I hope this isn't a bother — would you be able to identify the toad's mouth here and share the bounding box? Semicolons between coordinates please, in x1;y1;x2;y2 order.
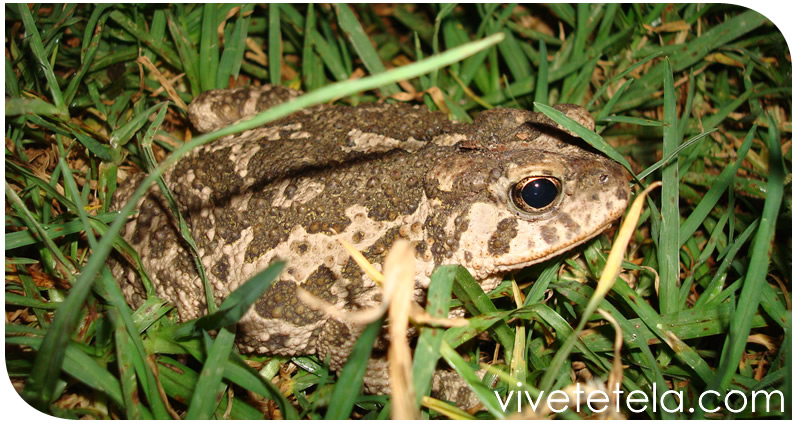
487;220;617;278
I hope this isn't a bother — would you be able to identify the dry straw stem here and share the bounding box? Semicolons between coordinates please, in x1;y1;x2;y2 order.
589;181;663;309
596;309;624;411
135;55;189;110
296;234;388;324
384;240;419;420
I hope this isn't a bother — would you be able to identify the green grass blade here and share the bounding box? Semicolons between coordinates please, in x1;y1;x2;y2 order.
198;4;220;90
57;158;96;249
412;265;457;406
534;39;548;104
5;56;20;97
393;6;434;41
522;256;563;305
440;341;506;418
63;9;109;106
16;206;89;409
99;267;171;418
497;28;531;83
636;129;716;181
108;10;182;71
109;309;152;419
268;3;282;85
563;56;599;104
598;115;665;127
6;334;125;409
312;33;349;83
571;3;589;63
5;292;61;310
698;113;786;409
679;126;755;245
588;52;661;110
108;102;169;154
193;261;284;331
324;318;383;419
223;355;300;419
527;303;608;369
185;329;236;419
4;183;77;278
156;356;265;419
5;97;67;118
758;275;789;328
696;220;758;307
572;294;770;353
452;267;514;355
594;79;634;133
548;3;575;27
301;4;317;89
333;4;400;95
166;10;201;96
442;311;510;350
216;4;253;88
657;58;681;314
533;102;635;177
71;132;113;162
16;4;66;113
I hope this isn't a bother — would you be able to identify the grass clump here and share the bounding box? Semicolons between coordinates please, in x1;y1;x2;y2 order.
5;3;791;419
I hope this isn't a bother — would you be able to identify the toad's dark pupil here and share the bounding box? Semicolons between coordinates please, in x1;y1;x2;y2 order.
521;178;558;209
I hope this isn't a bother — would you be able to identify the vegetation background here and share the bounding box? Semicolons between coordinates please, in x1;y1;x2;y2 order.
4;3;791;420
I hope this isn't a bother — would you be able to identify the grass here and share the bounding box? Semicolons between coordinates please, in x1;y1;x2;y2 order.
5;3;791;420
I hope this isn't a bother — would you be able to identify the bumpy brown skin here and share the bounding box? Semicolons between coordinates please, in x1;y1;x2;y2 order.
111;85;630;401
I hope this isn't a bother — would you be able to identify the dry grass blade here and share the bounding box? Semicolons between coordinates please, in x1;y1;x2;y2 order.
596;309;623;411
409;304;468;328
421;395;476;420
295;286;386;325
335;234;385;285
296;235;387;323
136;55;189;110
589;181;662;307
385;240;418;420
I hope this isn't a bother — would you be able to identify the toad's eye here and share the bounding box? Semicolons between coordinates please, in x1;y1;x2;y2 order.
510;177;561;212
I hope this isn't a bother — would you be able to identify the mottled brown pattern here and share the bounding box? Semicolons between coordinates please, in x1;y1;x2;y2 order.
110;85;630;403
488;217;519;255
